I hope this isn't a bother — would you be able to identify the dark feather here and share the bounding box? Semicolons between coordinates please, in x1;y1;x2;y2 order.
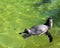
45;32;53;42
22;33;31;38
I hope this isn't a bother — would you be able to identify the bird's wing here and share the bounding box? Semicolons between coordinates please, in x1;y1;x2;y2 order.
45;31;53;42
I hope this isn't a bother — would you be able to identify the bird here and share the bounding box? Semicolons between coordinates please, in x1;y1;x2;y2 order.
19;17;53;42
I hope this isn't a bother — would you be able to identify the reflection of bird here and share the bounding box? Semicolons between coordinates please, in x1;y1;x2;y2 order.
19;17;53;42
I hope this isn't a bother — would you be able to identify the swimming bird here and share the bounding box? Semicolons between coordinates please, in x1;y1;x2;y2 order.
19;17;53;42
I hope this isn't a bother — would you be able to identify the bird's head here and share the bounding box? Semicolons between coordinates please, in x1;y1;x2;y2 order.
44;17;53;29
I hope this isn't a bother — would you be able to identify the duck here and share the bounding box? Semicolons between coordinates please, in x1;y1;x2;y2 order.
19;17;53;42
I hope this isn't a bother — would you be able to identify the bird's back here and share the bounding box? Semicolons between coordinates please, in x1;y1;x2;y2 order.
30;25;48;35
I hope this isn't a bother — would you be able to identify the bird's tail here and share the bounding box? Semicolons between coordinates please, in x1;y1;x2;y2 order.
19;32;25;34
19;32;31;38
22;33;31;39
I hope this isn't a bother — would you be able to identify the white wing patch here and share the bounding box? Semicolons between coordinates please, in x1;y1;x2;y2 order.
38;25;48;32
29;25;48;35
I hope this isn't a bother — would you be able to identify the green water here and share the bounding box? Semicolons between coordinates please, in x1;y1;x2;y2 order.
0;0;60;48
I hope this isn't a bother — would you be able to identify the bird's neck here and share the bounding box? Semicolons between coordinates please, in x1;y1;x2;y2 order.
44;20;53;29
